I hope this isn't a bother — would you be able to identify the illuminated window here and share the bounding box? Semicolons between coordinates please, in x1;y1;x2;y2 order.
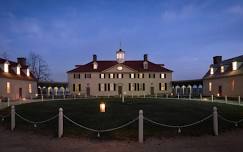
209;82;212;91
232;61;237;71
160;83;165;91
110;83;114;91
6;82;11;93
160;73;166;79
118;74;123;79
100;84;105;91
26;68;30;77
220;66;224;73
4;62;9;73
210;67;214;75
17;65;21;75
130;73;135;78
109;73;114;78
28;84;32;93
139;73;144;78
100;74;105;79
93;62;98;69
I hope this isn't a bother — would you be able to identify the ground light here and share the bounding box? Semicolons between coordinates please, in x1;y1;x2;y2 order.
100;102;106;113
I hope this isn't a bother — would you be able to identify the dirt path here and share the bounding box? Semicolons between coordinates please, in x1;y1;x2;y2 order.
0;127;243;152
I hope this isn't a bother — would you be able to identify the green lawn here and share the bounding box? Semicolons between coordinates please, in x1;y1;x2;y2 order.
1;98;243;140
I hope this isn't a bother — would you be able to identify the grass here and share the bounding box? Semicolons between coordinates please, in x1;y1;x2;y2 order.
1;98;243;140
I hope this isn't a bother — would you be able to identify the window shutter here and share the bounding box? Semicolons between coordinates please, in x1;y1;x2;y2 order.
143;83;145;91
159;83;161;91
98;84;101;91
165;83;167;91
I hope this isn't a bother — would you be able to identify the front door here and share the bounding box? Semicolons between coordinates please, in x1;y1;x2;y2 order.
118;86;123;96
218;86;222;96
150;87;154;95
86;87;90;96
19;88;22;99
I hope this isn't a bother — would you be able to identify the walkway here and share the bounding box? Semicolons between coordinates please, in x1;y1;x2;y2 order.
0;126;242;152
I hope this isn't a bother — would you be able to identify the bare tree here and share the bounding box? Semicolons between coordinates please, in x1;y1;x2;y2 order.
0;51;10;59
27;52;51;81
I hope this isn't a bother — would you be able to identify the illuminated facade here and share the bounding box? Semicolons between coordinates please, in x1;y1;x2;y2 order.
203;55;243;97
0;57;37;100
67;49;173;97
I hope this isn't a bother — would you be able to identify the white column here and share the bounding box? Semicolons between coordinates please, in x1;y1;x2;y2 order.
58;108;63;138
139;110;143;143
211;95;214;102
213;107;218;136
11;106;15;131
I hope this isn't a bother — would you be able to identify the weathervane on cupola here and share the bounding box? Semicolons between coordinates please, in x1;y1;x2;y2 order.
116;41;125;63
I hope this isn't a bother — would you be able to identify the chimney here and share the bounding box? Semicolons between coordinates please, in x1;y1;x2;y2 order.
93;54;97;62
17;57;26;66
144;54;148;61
213;56;222;65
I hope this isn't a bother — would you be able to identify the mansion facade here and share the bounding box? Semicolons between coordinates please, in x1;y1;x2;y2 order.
67;49;173;96
203;55;243;97
0;57;37;100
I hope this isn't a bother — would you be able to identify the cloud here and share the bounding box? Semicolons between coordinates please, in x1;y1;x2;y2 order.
228;5;243;16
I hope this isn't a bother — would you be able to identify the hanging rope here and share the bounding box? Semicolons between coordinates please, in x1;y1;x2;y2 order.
64;115;138;133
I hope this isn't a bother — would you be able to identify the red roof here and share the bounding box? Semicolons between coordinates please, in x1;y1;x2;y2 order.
67;60;173;73
0;58;36;81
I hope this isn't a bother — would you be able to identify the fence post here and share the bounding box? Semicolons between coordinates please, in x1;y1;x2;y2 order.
122;94;124;103
166;94;168;99
52;95;54;100
11;106;15;131
200;94;202;101
225;96;227;103
139;110;143;143
177;94;180;99
143;93;145;99
132;93;134;99
189;94;191;100
41;95;44;102
239;96;241;105
211;95;214;102
213;106;218;136
155;93;157;99
58;108;63;138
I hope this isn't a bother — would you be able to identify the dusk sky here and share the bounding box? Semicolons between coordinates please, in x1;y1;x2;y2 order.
0;0;243;82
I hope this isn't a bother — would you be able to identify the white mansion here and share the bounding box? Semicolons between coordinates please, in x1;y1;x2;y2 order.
67;49;173;97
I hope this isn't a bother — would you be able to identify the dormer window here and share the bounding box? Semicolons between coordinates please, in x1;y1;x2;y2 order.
26;68;30;77
232;61;237;71
220;66;224;73
17;65;21;75
143;61;148;69
4;62;9;73
210;67;214;75
93;62;98;70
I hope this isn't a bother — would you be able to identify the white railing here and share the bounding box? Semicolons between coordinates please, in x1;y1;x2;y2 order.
1;105;241;144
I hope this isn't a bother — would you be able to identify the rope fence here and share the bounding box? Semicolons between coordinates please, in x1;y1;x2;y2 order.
15;112;58;127
218;114;243;127
1;105;242;144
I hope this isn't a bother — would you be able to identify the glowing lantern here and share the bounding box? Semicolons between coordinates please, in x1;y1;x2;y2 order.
100;102;106;113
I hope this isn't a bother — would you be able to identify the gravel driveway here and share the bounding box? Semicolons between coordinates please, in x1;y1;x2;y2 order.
0;127;243;152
